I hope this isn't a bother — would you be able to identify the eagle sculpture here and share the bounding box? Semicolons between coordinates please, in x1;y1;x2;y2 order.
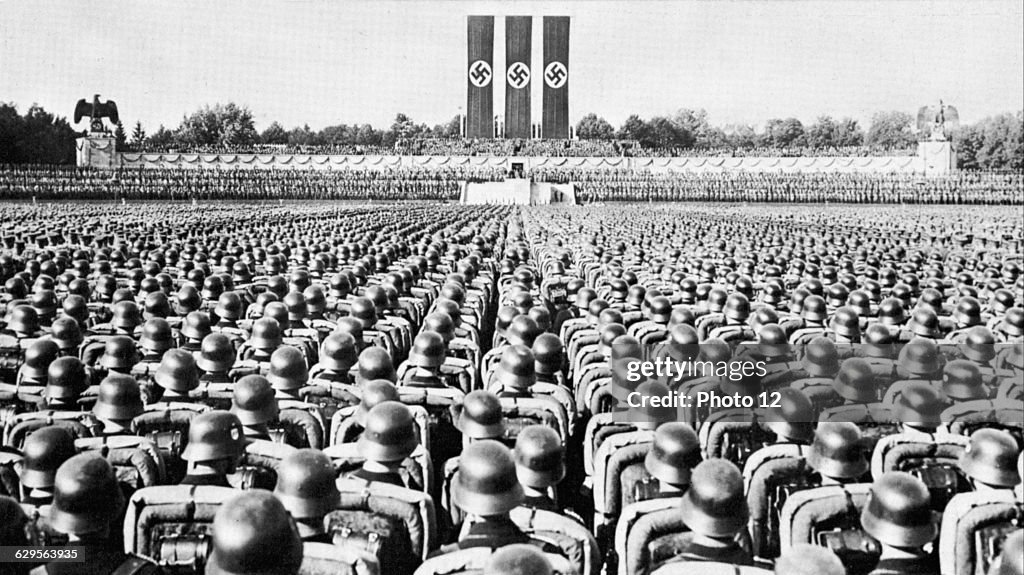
916;101;959;141
75;94;119;132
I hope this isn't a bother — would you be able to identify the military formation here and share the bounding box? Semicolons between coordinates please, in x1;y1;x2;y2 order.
0;199;1020;575
1;165;1022;205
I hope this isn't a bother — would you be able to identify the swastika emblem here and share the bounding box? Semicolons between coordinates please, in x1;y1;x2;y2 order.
469;60;492;88
544;61;568;89
506;62;531;89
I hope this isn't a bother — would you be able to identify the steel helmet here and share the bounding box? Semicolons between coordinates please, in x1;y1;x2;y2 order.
110;300;142;331
452;440;524;517
7;305;40;335
513;425;565;490
333;316;364;344
354;379;400;427
45;356;89;401
206;490;302;575
644;422;700;487
21;426;77;490
139;318;174;353
898;338;941;377
678;458;748;538
214;291;245;322
457;390;505;440
357;401;418;463
959;428;1021;488
92;373;144;421
757;324;790;359
247;318;282;352
483;544;553;575
49;454;124;536
423;312;456;344
181;411;246;463
197;333;236;373
409;331;446;369
807;422;869;480
495;344;536;389
49;316;84;351
274;449;340;520
801;295;828;322
803;337;840;377
349;297;376;329
532;333;564;376
506;315;541;347
318;332;358;372
830;306;861;339
266;346;308;391
894;382;946;428
231;375;279;426
155;348;201;393
763;388;816;443
19;338;60;382
724;293;751;322
833;357;877;403
356;347;396;383
181;311;213;341
860;472;937;548
942;359;987;401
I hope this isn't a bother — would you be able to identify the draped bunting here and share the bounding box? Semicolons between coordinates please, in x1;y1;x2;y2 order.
113;153;925;174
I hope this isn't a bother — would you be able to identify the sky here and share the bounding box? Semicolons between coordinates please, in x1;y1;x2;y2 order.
1;0;1021;133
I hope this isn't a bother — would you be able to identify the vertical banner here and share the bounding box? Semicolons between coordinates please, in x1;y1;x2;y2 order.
467;16;494;139
542;16;570;139
504;16;532;140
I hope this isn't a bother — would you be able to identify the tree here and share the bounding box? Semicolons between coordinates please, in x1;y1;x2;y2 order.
177;102;257;148
113;121;127;152
146;125;177;149
975;112;1023;171
129;121;146;149
0;103;79;164
431;115;461;138
576;113;615;140
763;117;805;148
617;115;650;144
865;111;916;150
724;124;758;149
260;122;289;145
287;124;321;147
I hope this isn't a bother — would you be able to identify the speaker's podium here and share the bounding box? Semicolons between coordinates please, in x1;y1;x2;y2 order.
460;162;576;205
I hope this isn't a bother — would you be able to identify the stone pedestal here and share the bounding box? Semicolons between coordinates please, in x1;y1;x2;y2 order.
918;140;955;177
76;134;118;169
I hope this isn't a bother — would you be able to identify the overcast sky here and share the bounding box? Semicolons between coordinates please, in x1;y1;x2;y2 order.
1;0;1021;133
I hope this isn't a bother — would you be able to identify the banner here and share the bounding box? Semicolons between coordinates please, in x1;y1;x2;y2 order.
542;16;570;139
504;16;532;139
467;16;494;138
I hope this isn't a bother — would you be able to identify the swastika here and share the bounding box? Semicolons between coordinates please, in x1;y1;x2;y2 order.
506;62;530;89
544;61;567;89
469;60;492;88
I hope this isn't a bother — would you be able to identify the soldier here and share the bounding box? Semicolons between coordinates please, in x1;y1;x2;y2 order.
941;360;990;402
658;458;752;567
860;472;939;575
348;401;419;489
513;425;566;513
32;454;161;574
92;374;145;436
204;490;302;575
309;331;358;384
237;317;284;365
401;331;453;388
177;311;212;352
265;346;309;401
355;346;397;384
637;422;701;501
179;411;245;487
331;378;402;444
230;375;279;441
806;422;870;484
958;428;1021;491
19;426;77;506
532;333;566;387
151;349;201;403
274;449;341;543
42;356;90;410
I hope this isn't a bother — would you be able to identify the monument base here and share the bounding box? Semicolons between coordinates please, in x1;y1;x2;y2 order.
76;134;118;169
460;179;576;205
918;140;955;177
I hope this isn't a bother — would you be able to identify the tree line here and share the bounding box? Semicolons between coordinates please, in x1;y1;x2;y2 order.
1;101;1020;171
